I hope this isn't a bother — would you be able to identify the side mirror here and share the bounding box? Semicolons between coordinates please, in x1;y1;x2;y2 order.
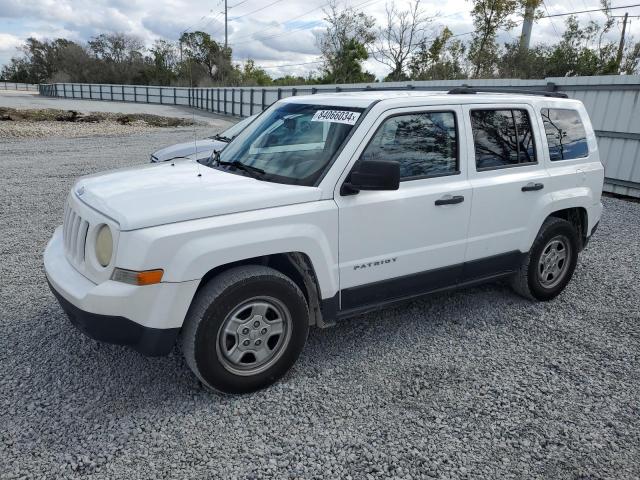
342;160;400;195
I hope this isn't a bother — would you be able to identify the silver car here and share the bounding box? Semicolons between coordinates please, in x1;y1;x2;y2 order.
150;114;258;163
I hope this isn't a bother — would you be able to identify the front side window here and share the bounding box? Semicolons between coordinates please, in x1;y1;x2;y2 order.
360;111;458;180
215;103;364;186
471;109;537;170
541;108;589;161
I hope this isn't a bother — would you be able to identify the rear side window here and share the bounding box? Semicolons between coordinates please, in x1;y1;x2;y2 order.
360;111;458;180
471;109;537;170
541;108;589;161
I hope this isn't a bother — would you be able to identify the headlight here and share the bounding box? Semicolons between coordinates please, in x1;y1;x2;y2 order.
95;224;113;267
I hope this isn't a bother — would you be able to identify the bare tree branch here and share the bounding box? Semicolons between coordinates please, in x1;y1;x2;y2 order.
373;0;435;81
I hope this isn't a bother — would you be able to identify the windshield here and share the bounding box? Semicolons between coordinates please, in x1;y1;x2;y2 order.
212;102;364;186
218;113;258;140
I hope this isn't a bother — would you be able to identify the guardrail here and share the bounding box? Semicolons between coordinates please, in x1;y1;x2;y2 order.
1;81;39;91
38;76;640;198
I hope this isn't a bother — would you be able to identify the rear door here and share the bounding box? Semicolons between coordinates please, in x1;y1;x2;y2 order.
463;104;549;271
335;105;472;311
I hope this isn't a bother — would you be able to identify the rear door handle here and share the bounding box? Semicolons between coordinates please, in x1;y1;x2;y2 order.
435;195;465;206
522;182;544;192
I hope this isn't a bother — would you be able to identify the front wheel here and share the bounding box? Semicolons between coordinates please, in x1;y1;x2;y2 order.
181;265;310;394
511;217;579;301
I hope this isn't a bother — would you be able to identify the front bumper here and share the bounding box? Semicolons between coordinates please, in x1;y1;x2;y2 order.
44;227;199;356
47;279;178;356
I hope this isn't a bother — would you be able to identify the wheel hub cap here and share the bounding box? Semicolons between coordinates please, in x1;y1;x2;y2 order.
217;297;291;376
537;236;571;289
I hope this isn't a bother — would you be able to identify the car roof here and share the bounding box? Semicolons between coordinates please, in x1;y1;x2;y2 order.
281;90;581;109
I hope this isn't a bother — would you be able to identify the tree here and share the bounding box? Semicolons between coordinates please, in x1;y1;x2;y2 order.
545;15;615;76
316;0;376;84
88;33;144;64
498;41;551;78
621;41;640;75
272;74;320;86
1;38;76;83
1;57;32;83
409;27;468;80
239;59;272;86
179;31;233;85
87;33;147;84
325;38;376;84
374;0;433;81
51;42;96;83
147;40;178;85
496;9;639;78
467;0;520;78
597;0;615;68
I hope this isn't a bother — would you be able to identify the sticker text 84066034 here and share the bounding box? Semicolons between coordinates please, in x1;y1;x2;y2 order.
311;110;361;125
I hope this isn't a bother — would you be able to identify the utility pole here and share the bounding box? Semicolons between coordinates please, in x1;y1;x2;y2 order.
224;0;228;49
519;0;537;52
616;12;629;73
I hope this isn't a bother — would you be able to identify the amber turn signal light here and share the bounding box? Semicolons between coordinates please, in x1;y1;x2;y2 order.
111;268;164;286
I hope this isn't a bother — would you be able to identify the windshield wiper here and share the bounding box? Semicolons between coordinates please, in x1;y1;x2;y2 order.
206;150;264;177
212;134;232;143
217;159;265;177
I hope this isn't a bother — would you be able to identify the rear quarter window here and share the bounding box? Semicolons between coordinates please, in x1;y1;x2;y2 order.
541;108;589;161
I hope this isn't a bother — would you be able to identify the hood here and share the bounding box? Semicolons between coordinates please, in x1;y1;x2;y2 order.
151;138;227;162
74;161;322;231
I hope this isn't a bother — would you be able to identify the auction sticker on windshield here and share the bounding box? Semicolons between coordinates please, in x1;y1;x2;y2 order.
311;110;361;125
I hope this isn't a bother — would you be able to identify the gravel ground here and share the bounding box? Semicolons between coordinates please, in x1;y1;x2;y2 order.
1;128;639;479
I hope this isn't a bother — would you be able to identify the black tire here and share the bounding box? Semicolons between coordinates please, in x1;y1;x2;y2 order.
181;265;310;394
511;217;579;301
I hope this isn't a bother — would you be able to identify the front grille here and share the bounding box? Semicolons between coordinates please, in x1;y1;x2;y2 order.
63;201;89;264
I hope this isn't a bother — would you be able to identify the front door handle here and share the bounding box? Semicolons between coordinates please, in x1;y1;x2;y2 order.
522;182;544;192
435;195;464;206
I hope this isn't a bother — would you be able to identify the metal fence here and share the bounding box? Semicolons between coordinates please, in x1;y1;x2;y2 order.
2;82;39;91
39;76;640;198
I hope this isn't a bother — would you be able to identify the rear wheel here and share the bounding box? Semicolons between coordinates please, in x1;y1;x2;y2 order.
511;217;579;301
181;265;309;394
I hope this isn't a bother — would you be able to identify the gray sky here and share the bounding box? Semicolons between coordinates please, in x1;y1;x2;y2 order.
1;0;638;79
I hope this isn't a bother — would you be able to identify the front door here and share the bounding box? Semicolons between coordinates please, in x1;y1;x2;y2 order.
335;106;472;312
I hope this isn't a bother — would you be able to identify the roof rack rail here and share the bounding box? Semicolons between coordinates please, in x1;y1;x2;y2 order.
362;85;435;91
447;85;568;99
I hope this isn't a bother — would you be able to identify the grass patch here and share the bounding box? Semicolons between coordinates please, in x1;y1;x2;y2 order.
0;107;197;127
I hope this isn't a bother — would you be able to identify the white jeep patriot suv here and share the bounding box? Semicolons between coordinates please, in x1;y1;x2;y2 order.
44;87;604;393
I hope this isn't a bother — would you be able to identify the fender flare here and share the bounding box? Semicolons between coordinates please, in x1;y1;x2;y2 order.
521;187;593;252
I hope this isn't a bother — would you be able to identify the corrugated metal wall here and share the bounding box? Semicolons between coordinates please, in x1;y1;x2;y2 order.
551;76;640;198
39;75;640;197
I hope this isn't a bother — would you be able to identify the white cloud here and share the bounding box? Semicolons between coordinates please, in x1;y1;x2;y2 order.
0;33;22;57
